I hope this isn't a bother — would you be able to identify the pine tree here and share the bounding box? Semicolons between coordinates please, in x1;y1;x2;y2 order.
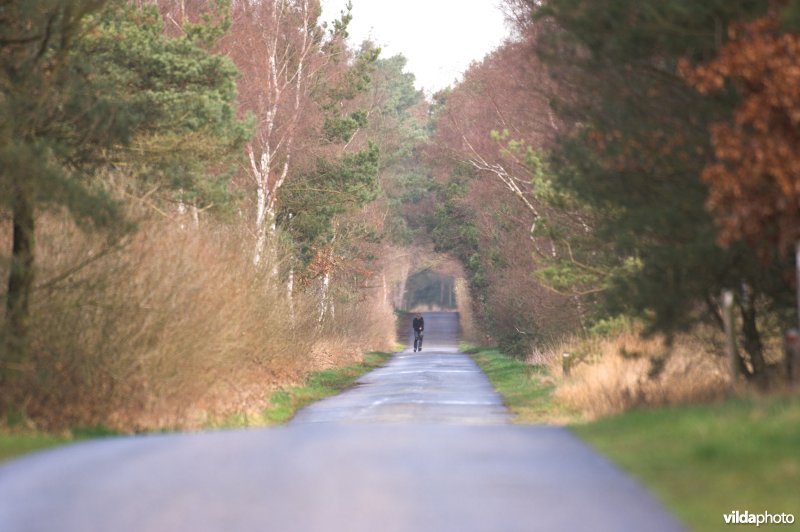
0;0;248;387
534;0;788;379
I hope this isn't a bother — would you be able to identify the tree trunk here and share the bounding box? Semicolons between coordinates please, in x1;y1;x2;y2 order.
318;271;330;323
739;283;766;382
4;188;35;376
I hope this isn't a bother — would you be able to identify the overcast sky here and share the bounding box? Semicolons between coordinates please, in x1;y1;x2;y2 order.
320;0;510;94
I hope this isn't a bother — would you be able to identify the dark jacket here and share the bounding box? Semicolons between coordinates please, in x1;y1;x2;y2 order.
412;316;424;332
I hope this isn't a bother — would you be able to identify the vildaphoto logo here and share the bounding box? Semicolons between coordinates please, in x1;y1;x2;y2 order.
723;510;796;526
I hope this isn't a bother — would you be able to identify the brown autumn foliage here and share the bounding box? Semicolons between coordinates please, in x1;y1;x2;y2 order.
680;8;800;256
426;23;582;347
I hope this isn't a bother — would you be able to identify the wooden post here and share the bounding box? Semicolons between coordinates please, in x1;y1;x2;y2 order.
721;289;738;392
562;352;571;377
786;329;800;387
795;241;800;331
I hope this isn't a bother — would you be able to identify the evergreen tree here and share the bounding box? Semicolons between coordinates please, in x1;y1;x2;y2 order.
534;0;790;379
1;0;128;370
0;0;248;384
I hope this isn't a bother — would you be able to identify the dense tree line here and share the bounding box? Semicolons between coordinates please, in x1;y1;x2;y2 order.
0;0;426;426
1;0;248;371
6;0;797;424
426;0;800;382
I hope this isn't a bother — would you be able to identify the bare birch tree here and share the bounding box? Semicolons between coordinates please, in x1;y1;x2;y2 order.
225;0;326;266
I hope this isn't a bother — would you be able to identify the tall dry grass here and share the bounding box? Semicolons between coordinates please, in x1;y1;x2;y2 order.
533;328;731;420
0;212;394;431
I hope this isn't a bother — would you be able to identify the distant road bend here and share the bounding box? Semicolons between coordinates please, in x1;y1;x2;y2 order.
0;311;684;532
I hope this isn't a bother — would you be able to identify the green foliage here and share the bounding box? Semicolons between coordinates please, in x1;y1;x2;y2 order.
781;0;800;31
183;0;231;47
279;40;412;267
0;432;71;463
0;0;249;224
320;41;380;108
323;110;368;142
535;0;767;63
488;130;615;313
279;143;380;261
430;178;473;248
326;0;353;40
261;351;392;425
0;0;132;233
0;423;118;462
358;52;428;250
534;0;793;340
371;54;426;161
470;347;580;424
384;213;414;246
71;424;119;439
82;2;251;209
587;315;634;337
425;171;555;350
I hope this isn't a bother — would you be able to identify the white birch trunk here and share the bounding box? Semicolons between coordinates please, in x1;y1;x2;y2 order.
250;146;271;266
318;271;330;323
247;0;315;268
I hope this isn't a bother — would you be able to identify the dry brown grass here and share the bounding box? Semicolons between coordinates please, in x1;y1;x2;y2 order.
0;213;394;431
534;328;731;420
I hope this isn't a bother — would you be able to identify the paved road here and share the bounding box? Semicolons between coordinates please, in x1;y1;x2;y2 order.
292;312;509;425
0;312;684;532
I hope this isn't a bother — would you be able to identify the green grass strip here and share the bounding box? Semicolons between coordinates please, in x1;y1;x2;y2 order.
0;433;72;463
574;395;800;531
0;424;120;464
261;351;393;425
467;346;579;424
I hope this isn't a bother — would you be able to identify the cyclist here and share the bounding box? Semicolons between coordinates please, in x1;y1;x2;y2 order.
412;313;424;352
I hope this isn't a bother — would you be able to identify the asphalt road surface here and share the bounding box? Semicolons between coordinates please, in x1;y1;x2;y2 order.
0;312;684;532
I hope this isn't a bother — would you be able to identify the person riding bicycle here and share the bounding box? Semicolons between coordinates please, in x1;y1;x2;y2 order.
412;313;424;352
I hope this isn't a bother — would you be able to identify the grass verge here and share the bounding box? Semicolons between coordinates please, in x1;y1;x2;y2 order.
0;425;119;464
574;395;800;531
467;345;800;530
465;345;580;424
0;433;72;463
260;351;393;424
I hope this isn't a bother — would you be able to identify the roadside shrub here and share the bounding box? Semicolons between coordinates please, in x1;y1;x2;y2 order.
0;213;393;431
